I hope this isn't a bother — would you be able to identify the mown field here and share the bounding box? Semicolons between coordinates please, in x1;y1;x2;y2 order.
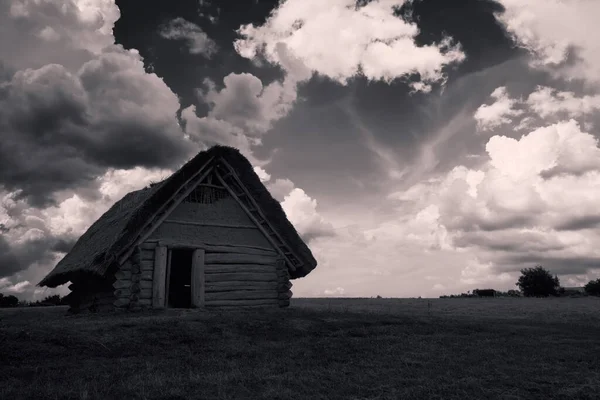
1;297;600;400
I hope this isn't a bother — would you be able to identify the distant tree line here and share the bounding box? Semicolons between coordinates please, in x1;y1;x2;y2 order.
0;293;68;308
440;266;600;298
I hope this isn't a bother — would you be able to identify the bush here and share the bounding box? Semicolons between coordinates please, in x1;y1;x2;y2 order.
516;266;560;297
584;279;600;296
0;293;19;308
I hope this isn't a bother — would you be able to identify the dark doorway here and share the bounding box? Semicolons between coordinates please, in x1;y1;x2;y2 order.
167;248;194;308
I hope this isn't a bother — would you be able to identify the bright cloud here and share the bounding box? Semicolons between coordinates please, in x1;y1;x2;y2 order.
420;120;600;278
526;86;600;119
474;87;524;130
159;17;217;57
495;0;600;83
235;0;465;91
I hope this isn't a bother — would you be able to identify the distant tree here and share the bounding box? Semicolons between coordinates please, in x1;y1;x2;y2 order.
516;266;560;297
506;289;521;297
473;289;496;297
0;293;19;307
584;279;600;296
40;295;64;306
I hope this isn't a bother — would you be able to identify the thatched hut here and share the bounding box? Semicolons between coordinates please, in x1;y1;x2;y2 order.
38;146;317;312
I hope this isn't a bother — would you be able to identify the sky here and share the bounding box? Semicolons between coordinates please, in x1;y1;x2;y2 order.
2;0;600;301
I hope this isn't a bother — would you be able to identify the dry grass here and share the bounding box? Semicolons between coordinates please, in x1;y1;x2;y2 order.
1;297;600;400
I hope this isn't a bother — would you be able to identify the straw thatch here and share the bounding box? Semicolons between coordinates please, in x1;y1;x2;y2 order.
39;145;317;288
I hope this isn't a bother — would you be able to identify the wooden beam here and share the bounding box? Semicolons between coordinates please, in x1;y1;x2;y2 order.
165;248;172;308
115;270;132;280
152;246;167;308
204;253;277;265
196;183;225;190
214;169;297;272
205;272;277;283
113;280;130;289
191;249;205;308
204;299;279;307
205;281;277;292
219;160;302;270
117;160;215;265
156;241;276;255
162;219;257;229
115;288;152;298
204;264;277;274
205;290;279;301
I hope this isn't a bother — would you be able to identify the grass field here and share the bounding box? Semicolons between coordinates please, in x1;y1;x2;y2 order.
2;297;600;400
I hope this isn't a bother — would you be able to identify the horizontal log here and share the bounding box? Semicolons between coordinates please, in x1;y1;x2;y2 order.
141;260;154;271
113;279;130;290
138;288;152;300
204;253;277;266
278;290;293;300
163;219;257;229
131;282;140;293
131;273;141;284
206;281;277;292
115;270;132;280
114;288;152;298
205;290;279;301
205;272;277;283
279;281;293;291
140;249;154;261
139;280;153;290
204;299;279;307
120;260;133;272
140;271;153;281
140;242;158;250
204;264;276;274
131;247;142;265
138;299;152;306
155;240;277;256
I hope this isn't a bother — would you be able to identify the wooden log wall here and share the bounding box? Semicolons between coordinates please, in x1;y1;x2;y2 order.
137;240;293;309
276;258;293;308
113;244;154;310
201;245;281;309
139;242;156;306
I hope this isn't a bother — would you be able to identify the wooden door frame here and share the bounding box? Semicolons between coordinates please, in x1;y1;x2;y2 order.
163;247;205;309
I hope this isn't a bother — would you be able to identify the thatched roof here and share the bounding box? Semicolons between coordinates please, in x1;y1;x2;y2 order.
39;145;317;288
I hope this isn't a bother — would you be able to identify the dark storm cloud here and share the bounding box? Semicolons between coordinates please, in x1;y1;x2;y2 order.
0;230;78;280
0;50;194;207
498;254;600;275
453;230;567;254
554;216;600;232
0;235;22;278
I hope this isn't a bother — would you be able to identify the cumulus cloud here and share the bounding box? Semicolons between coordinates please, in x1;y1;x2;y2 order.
0;0;196;298
254;166;271;183
526;86;600;119
159;17;217;57
410;120;600;277
474;87;524;130
0;166;172;298
495;0;600;83
267;178;295;202
182;70;302;163
0;0;193;207
235;0;465;91
281;188;336;243
1;0;120;71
